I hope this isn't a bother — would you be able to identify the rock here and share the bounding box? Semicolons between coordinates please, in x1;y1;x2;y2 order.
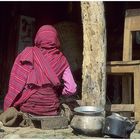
30;115;68;130
3;134;21;139
130;131;140;139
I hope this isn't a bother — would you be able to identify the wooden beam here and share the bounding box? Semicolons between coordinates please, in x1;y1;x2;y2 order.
105;104;134;112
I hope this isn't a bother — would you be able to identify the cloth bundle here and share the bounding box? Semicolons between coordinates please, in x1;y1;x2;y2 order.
0;107;31;127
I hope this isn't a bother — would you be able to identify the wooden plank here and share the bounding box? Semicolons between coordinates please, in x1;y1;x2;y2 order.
107;60;140;65
105;104;134;112
106;65;136;74
134;68;140;129
126;9;140;17
123;17;132;61
129;17;140;31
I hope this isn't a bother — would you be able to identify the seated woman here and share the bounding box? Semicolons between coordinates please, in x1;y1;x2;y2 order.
4;25;77;116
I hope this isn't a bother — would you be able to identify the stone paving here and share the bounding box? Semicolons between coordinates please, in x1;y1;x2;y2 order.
0;121;140;139
0;122;101;139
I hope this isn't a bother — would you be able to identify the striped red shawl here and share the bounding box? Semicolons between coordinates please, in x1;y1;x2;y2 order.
4;25;69;111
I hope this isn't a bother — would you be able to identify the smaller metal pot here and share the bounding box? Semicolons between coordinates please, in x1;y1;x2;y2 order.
70;106;104;136
102;113;136;138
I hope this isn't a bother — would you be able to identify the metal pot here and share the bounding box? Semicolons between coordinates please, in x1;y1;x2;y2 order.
102;113;136;138
70;106;104;136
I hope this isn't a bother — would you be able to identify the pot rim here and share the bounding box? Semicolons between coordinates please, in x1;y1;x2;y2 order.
74;106;104;115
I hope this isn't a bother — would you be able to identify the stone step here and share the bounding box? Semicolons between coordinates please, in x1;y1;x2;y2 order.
29;115;68;130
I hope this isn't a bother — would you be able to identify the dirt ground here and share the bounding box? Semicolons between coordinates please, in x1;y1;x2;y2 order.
0;121;139;139
0;122;101;139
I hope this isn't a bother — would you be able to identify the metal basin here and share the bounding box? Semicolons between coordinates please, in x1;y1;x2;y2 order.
70;106;105;136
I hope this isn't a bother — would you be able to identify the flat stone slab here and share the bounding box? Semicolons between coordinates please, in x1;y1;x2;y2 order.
0;121;101;139
29;115;68;130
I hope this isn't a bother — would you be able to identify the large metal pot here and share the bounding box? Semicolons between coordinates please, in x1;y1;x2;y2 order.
70;106;104;136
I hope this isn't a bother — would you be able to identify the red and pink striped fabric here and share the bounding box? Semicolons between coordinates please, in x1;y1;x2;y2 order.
4;25;69;115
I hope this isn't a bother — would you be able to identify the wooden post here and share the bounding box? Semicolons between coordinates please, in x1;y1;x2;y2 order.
81;2;107;108
134;67;140;130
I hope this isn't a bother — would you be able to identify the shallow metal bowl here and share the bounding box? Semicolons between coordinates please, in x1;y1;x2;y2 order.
74;106;104;115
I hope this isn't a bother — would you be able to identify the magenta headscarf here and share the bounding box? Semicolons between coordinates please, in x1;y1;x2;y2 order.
34;25;60;49
33;25;69;78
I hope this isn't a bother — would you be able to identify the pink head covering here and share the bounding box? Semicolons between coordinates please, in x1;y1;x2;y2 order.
34;25;60;48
